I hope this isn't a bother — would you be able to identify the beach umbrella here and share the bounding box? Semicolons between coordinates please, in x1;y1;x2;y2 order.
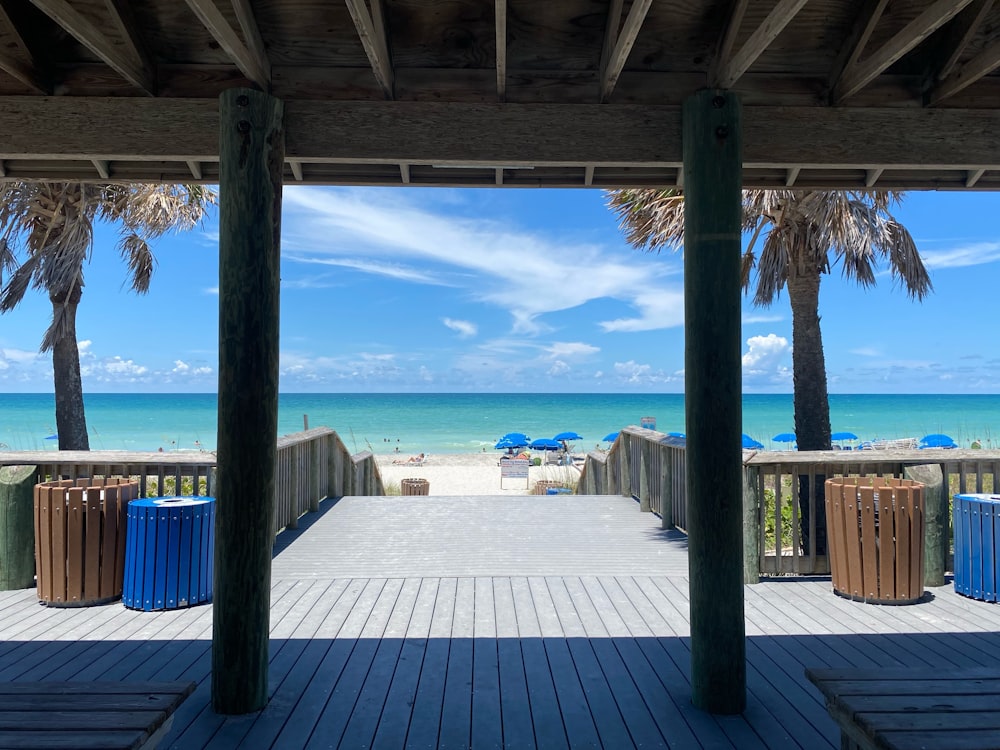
772;432;797;443
529;438;561;451
501;432;531;444
495;437;525;450
553;431;583;442
742;434;764;449
919;433;957;449
831;431;858;441
44;434;58;440
666;431;686;438
602;432;619;443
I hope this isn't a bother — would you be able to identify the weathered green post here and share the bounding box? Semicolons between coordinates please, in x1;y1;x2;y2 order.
683;89;746;714
213;87;284;714
0;465;36;590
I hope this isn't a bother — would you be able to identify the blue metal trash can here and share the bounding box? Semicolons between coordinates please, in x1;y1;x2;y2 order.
123;496;215;611
953;493;1000;602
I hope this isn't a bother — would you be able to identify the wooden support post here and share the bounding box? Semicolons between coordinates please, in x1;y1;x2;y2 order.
660;446;673;529
683;89;746;714
213;87;284;715
309;439;321;513
0;465;37;590
742;465;761;584
639;439;651;512
904;463;946;586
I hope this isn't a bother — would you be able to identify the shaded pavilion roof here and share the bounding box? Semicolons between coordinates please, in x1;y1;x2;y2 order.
1;0;999;189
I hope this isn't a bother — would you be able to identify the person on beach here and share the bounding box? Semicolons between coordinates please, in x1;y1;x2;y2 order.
393;453;425;464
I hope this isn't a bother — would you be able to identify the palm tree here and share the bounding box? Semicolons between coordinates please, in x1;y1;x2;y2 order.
0;182;216;450
607;188;932;552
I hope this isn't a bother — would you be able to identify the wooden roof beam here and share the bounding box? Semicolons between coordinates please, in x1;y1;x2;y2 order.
711;0;810;89
345;0;393;99
928;40;1000;106
828;0;889;88
231;0;270;85
28;0;155;94
103;0;157;92
832;0;975;103
92;159;110;179
0;3;48;94
599;0;652;102
183;0;269;89
925;0;994;85
495;0;506;101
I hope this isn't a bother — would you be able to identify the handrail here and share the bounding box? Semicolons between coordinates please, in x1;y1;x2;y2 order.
0;426;385;538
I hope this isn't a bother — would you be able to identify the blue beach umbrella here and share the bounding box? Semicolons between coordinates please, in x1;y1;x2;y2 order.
44;434;58;440
529;438;561;451
553;431;583;442
501;432;530;444
831;431;858;441
602;432;619;443
742;434;764;450
495;438;525;450
919;433;958;449
667;431;686;438
772;432;797;443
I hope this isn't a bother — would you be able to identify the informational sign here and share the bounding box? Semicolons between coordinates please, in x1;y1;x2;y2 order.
500;458;530;489
640;416;656;430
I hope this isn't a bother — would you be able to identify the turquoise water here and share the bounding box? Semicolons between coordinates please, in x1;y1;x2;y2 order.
1;392;999;453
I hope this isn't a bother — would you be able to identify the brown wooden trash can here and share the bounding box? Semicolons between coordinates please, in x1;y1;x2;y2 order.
824;477;925;605
34;478;137;606
401;478;430;496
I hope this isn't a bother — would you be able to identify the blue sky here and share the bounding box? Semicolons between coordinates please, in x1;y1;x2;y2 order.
0;187;998;394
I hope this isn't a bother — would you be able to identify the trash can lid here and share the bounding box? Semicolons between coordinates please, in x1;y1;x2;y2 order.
955;493;1000;503
131;496;215;507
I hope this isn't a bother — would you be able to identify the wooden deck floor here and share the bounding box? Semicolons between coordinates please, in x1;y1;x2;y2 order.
2;494;999;749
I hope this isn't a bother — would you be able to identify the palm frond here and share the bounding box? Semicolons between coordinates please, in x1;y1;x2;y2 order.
0;256;39;312
606;189;686;253
40;302;75;353
119;234;154;293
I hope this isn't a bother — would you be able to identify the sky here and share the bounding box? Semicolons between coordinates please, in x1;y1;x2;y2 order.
0;186;998;394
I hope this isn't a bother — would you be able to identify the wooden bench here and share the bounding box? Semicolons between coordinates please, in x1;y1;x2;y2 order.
806;667;1000;750
0;681;195;749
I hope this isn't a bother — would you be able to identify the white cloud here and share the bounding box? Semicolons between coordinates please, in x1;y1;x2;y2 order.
443;318;477;337
742;333;789;372
281;187;683;334
850;346;881;357
920;241;1000;270
544;341;599;359
547;360;570;376
743;312;784;324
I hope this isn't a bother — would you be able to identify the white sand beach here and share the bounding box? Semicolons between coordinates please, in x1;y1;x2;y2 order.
375;452;586;495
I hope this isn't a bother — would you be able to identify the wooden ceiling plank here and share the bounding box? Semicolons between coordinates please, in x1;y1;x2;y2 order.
344;0;393;99
712;0;810;89
928;41;1000;105
600;0;652;102
230;0;270;85
929;0;994;83
495;0;506;101
494;167;503;185
600;0;624;79
28;0;154;94
833;0;976;102
785;167;800;186
865;167;883;186
183;0;269;89
289;159;303;181
186;160;203;180
92;159;110;178
584;165;594;186
399;163;410;183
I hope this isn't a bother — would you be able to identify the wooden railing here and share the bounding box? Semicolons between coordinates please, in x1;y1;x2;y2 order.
580;428;1000;583
743;449;1000;580
579;426;687;529
0;426;384;538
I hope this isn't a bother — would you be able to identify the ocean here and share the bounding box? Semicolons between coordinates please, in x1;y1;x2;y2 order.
1;392;998;454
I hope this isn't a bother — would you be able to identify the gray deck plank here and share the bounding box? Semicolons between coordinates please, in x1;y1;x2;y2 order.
2;494;999;750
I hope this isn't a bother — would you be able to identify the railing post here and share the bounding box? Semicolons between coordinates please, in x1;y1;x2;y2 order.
660;445;673;529
742;465;761;584
904;463;946;586
638;438;651;512
309;437;321;513
618;434;631;498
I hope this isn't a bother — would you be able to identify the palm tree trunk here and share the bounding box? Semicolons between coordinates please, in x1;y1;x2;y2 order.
49;291;89;451
787;267;830;555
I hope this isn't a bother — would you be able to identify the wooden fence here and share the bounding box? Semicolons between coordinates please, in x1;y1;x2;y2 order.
580;427;1000;582
0;427;383;538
